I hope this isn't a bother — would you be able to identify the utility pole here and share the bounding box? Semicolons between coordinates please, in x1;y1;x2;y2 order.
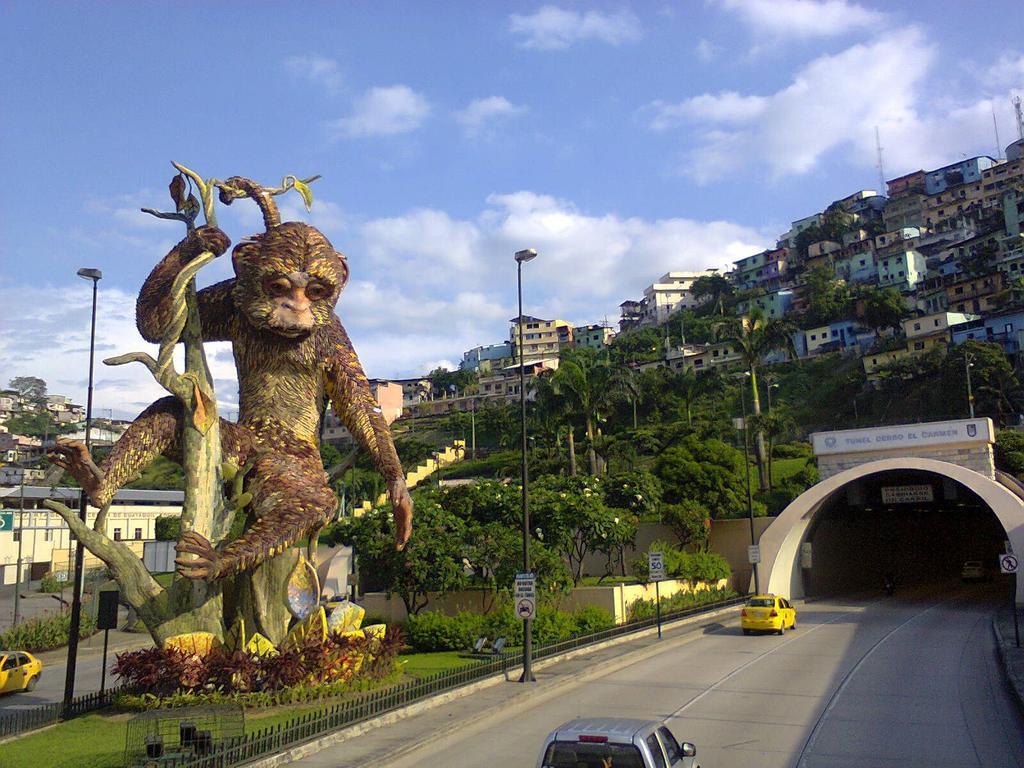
965;353;976;418
738;378;760;594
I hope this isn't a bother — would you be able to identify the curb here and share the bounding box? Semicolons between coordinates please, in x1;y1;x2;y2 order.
992;615;1024;715
247;603;741;768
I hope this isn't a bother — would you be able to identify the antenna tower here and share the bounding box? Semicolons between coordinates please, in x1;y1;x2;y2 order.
993;106;1002;160
874;126;886;194
1015;96;1024;141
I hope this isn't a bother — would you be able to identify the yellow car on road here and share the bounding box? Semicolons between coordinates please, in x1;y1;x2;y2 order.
0;650;42;694
741;595;796;635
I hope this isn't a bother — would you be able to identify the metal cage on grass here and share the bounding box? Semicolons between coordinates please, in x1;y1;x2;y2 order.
124;703;244;767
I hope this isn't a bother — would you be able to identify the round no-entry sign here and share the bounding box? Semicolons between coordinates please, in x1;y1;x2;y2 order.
1000;554;1019;574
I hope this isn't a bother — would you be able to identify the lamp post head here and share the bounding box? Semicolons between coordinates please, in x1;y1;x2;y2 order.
514;248;538;264
77;268;102;281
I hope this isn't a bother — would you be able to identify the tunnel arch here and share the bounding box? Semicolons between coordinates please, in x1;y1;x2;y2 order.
759;457;1024;603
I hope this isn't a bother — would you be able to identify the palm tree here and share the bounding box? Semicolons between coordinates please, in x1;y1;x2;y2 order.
714;309;797;491
674;367;723;427
610;364;642;429
550;348;613;475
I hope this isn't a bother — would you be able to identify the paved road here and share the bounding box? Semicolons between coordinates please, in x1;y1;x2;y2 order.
381;584;1024;768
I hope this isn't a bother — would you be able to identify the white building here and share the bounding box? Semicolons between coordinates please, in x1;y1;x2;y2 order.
636;271;719;327
0;486;184;585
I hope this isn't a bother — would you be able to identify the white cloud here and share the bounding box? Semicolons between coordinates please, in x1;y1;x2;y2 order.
695;39;717;63
644;91;768;130
640;28;1016;182
332;85;430;138
284;55;344;92
713;0;885;39
455;96;528;137
986;52;1024;90
509;6;642;50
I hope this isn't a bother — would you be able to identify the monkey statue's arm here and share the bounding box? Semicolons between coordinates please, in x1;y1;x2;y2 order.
325;318;413;549
137;226;235;343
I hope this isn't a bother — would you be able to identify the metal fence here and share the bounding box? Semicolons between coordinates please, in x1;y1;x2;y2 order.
158;594;747;768
0;687;118;740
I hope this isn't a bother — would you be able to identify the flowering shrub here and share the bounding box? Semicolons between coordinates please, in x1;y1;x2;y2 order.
113;626;403;698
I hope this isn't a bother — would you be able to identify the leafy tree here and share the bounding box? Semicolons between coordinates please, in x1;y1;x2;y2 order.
801;267;853;327
714;309;797;490
857;286;909;337
664;308;717;344
4;410;59;437
328;496;467;615
8;376;47;401
690;274;734;316
428;367;478;396
478;402;518;449
654;434;764;519
942;341;1022;421
154;515;181;541
608;326;662;365
609;364;642;429
662;499;712;550
675;368;722;427
531;475;622;584
996;430;1024;476
602;470;661;520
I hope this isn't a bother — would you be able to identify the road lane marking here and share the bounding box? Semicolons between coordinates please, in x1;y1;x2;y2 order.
794;598;947;768
666;604;869;720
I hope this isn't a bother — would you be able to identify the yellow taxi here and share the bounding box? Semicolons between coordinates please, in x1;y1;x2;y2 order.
0;650;42;694
740;594;796;635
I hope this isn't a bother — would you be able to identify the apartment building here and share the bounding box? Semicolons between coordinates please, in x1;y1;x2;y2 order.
945;272;1003;314
573;324;614;350
510;316;573;363
322;379;404;446
460;342;513;372
732;248;788;290
875;249;927;291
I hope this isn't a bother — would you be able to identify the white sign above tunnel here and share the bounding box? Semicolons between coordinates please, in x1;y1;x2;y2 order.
811;418;993;456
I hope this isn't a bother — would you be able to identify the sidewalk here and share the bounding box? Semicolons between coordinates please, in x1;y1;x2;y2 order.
257;605;739;768
994;609;1024;713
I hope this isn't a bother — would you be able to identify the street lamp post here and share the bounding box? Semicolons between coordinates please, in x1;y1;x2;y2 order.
64;267;101;715
515;247;537;684
738;375;760;594
965;353;976;418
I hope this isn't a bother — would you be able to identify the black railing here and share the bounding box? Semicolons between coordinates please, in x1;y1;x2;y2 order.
0;687;118;740
156;594;745;768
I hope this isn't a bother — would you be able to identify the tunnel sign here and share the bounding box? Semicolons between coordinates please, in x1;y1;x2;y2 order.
515;572;536;620
1000;554;1019;574
881;485;934;504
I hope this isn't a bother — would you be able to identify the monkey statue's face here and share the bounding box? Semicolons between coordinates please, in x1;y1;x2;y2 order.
231;222;349;337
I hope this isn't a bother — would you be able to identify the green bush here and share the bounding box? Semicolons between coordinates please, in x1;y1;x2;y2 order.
572;605;615;635
677;551;731;583
627;587;737;622
533;607;577;645
772;442;813;459
0;610;96;651
39;573;67;593
404;611;484;652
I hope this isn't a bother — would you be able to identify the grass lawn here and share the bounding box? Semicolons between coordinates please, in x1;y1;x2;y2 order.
398;650;480;677
1;653;478;768
769;456;813;484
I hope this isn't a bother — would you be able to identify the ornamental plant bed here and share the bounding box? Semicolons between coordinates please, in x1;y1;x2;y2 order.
111;626;404;710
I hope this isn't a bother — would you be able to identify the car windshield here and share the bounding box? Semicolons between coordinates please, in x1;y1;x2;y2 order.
543;741;645;768
964;561;982;567
748;598;775;607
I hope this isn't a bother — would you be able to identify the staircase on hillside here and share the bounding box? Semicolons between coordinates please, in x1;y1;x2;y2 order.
352;439;466;517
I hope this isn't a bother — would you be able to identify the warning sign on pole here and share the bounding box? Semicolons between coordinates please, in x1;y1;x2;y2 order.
514;572;536;620
747;545;761;564
1000;553;1019;574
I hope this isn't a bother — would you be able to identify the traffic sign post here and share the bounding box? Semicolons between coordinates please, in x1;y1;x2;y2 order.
514;572;536;622
649;552;665;639
1000;553;1020;648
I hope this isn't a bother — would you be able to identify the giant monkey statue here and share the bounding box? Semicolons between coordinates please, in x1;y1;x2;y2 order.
53;177;412;582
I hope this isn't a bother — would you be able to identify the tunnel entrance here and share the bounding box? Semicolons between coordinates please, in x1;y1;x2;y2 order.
801;469;1007;597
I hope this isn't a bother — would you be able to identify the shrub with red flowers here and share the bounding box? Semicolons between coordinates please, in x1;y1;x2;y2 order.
113;626;403;702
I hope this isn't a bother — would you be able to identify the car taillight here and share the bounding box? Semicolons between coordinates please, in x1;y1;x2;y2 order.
769;609;778;617
579;735;608;743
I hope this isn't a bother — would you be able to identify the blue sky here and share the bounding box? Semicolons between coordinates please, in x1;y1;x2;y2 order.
1;1;1022;419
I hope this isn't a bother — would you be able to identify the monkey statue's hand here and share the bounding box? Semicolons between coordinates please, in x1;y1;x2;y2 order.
50;438;104;506
174;530;222;580
388;476;413;550
185;225;231;261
